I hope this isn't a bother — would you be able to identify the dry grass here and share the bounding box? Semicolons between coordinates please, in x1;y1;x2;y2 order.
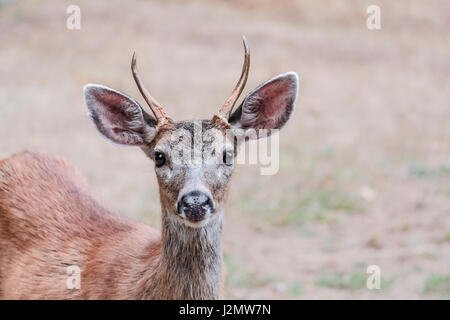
1;0;449;299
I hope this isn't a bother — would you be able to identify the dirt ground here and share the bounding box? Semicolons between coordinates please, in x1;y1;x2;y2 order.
1;0;449;299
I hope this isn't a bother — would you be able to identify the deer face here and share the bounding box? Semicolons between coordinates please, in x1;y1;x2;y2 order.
83;38;299;228
140;119;234;227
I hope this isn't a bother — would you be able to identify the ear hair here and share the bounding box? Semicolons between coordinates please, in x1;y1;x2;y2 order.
229;72;299;137
83;84;157;146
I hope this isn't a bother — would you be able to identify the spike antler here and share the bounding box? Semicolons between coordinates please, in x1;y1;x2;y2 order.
131;52;172;124
217;36;250;120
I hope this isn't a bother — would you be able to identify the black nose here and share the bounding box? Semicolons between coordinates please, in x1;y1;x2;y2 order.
177;191;214;221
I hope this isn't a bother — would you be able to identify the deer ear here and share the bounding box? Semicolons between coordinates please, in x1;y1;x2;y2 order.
229;72;299;138
83;84;157;146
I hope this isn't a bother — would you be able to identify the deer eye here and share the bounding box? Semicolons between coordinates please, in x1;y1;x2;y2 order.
153;152;166;167
223;150;234;166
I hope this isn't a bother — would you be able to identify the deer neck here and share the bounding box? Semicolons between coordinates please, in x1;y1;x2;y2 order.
144;209;223;299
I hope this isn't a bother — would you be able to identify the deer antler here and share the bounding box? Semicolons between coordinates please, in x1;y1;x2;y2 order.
217;36;250;120
131;52;172;124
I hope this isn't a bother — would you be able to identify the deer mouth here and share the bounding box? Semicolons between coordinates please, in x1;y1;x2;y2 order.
185;213;207;222
178;207;215;227
176;212;215;229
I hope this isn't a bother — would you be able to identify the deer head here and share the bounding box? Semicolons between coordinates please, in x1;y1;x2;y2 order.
83;37;299;229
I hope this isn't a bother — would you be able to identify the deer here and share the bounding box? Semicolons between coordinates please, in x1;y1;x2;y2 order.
0;37;299;299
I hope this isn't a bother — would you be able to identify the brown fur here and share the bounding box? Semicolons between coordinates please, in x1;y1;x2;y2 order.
0;151;222;299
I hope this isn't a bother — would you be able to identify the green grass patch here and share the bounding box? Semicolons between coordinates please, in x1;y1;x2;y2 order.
223;253;274;289
277;188;364;226
421;251;440;260
440;231;450;243
288;283;303;297
317;270;394;290
408;164;450;179
237;186;365;226
318;271;367;290
424;274;450;295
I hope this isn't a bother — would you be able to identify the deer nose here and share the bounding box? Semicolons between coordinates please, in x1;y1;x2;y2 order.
177;191;214;221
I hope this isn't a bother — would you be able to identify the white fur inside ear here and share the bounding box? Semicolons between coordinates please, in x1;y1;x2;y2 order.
83;84;156;146
230;72;299;133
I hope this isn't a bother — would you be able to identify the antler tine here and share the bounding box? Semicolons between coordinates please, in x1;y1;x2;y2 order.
131;52;170;123
217;36;250;120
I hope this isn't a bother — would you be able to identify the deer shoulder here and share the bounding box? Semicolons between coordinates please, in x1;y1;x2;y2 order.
0;151;161;299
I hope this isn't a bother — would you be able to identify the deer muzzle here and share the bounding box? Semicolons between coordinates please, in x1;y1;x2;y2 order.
177;190;214;222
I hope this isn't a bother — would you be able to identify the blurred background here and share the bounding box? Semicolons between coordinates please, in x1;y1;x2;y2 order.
1;0;449;299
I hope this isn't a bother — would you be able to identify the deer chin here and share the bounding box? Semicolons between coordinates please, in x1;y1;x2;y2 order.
180;215;212;228
167;209;221;229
